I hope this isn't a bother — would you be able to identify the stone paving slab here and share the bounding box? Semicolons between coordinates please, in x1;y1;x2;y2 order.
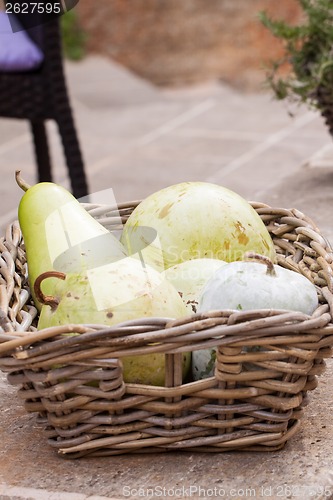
1;55;333;499
0;56;331;229
0;483;113;500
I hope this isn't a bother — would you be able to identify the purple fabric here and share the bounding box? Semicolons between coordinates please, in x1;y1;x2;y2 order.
0;12;44;71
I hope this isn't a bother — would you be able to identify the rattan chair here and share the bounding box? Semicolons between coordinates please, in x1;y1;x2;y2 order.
0;11;89;198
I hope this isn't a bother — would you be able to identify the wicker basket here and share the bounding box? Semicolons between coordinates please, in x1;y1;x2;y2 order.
0;200;333;458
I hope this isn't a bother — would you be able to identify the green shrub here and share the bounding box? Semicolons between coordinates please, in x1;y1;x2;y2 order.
259;0;333;110
61;9;87;61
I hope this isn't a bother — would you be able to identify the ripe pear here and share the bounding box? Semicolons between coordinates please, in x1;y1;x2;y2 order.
36;257;191;386
18;179;127;310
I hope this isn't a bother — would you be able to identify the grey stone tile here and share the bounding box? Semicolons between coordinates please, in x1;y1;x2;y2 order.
208;134;330;201
65;56;161;109
0;118;28;144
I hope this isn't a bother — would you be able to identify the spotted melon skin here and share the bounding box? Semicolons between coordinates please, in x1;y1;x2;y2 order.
121;182;276;271
37;258;191;386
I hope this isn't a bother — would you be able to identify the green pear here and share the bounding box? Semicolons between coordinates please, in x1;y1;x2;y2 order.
36;257;191;386
18;179;127;310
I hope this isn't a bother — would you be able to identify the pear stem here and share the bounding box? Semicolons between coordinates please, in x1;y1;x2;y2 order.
15;170;31;192
244;252;276;277
34;271;66;310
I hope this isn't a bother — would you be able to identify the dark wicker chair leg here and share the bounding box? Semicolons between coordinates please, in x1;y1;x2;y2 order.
30;120;52;183
56;113;89;199
0;16;89;198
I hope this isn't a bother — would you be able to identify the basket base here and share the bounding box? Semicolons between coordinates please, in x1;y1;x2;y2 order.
44;418;301;459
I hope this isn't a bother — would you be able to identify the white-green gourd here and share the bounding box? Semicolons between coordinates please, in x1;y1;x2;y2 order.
192;253;319;381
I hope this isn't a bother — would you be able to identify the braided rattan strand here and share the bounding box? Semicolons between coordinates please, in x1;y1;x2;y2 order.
0;201;333;457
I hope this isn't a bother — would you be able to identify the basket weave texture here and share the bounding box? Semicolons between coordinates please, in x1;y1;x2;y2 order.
1;201;333;458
